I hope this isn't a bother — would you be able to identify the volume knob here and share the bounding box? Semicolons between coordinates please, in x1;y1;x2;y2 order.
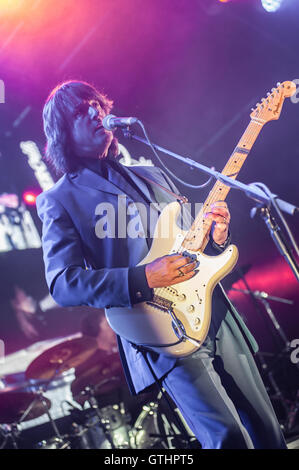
177;293;186;301
187;305;195;313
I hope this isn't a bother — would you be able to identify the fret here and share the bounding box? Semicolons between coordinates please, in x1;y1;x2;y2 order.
182;120;264;252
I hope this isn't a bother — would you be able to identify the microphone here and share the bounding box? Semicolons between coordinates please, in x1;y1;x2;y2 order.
102;114;138;131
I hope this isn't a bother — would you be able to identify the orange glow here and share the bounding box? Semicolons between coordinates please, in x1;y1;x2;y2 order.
0;0;27;17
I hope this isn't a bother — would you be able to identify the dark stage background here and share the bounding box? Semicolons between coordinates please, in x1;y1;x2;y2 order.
0;0;298;401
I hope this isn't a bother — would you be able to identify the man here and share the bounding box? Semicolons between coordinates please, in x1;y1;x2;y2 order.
37;80;286;449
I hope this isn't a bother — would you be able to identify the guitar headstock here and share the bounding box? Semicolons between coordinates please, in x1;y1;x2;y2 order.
250;81;296;124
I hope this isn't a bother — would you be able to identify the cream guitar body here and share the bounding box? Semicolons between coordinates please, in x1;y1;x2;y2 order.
106;201;239;357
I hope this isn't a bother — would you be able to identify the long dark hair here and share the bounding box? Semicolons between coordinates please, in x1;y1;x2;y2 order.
43;80;119;176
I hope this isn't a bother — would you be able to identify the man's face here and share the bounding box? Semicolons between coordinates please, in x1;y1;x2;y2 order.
69;99;113;159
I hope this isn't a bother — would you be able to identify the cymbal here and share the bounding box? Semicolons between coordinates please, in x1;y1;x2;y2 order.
71;351;125;405
0;391;51;424
25;336;98;381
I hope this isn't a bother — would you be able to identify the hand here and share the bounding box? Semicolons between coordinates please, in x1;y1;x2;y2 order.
145;254;197;288
205;201;230;246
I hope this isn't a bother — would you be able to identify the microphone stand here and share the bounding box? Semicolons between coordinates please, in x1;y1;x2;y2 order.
231;287;293;347
122;128;299;283
230;286;299;433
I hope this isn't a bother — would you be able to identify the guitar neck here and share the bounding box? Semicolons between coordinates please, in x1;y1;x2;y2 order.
182;119;264;252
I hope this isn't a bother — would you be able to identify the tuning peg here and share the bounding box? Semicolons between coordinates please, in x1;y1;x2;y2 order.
267;92;271;96
276;82;281;86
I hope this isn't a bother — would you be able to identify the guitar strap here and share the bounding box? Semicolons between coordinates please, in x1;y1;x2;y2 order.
129;169;189;205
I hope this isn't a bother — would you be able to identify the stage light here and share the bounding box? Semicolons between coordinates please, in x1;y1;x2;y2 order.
261;0;283;12
22;191;38;206
20;141;55;191
0;192;41;252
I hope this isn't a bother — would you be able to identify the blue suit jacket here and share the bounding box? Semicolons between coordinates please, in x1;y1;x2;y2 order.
36;162;258;394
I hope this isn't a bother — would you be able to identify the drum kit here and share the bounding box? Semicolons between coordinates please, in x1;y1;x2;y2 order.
0;337;194;449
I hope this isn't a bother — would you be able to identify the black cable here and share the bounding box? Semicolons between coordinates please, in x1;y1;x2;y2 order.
136;120;214;190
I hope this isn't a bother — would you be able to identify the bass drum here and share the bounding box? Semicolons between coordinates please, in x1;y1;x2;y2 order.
130;399;197;449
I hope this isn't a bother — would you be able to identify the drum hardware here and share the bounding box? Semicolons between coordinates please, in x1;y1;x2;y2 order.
69;379;134;449
35;437;71;449
23;336;99;446
0;423;20;449
129;402;162;449
70;351;125;406
129;398;197;449
70;348;133;449
1;336;196;449
84;386;120;449
0;336;98;448
133;343;196;448
68;421;96;449
0;389;52;449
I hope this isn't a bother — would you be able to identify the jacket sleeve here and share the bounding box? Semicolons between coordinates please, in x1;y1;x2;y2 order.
36;191;132;309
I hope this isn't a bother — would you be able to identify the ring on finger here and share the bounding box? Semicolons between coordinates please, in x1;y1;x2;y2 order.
178;269;184;277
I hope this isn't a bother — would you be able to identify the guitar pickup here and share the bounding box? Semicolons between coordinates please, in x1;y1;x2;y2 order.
146;294;173;312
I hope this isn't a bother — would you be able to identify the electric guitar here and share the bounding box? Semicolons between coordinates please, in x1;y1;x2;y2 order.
105;81;296;357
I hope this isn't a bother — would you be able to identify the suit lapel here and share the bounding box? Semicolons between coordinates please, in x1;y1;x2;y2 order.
69;163;172;207
69;167;127;197
120;165;153;203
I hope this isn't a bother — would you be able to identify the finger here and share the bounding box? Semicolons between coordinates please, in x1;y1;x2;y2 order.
206;213;230;225
209;206;230;218
211;201;228;208
176;259;197;273
213;222;229;233
174;268;198;282
171;255;193;267
166;253;191;263
173;261;197;281
182;260;198;273
211;206;230;216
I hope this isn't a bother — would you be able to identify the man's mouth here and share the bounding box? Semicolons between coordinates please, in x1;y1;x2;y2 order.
95;124;104;132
